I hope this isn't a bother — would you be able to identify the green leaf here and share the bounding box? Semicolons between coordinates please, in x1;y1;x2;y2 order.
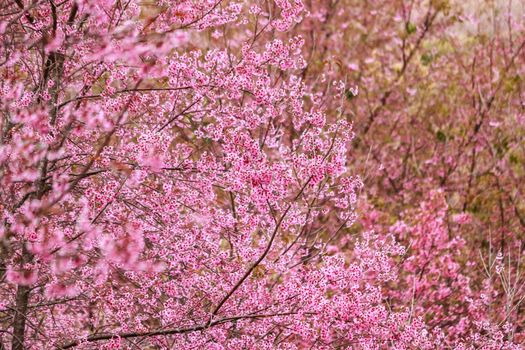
421;53;433;66
345;89;357;101
406;22;417;35
436;130;447;142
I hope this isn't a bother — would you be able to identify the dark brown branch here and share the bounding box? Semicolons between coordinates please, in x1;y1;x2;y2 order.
58;312;299;349
67;1;78;25
158;97;203;132
209;175;313;321
14;0;35;23
57;86;196;110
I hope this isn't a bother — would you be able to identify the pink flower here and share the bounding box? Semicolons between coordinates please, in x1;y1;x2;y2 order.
6;267;38;286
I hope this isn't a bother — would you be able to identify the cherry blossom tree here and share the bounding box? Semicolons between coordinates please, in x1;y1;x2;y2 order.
0;0;437;349
1;0;524;349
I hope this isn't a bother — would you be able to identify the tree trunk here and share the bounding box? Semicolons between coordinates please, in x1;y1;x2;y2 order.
11;284;30;350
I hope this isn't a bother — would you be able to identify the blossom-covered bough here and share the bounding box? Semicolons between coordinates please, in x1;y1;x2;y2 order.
0;0;523;349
